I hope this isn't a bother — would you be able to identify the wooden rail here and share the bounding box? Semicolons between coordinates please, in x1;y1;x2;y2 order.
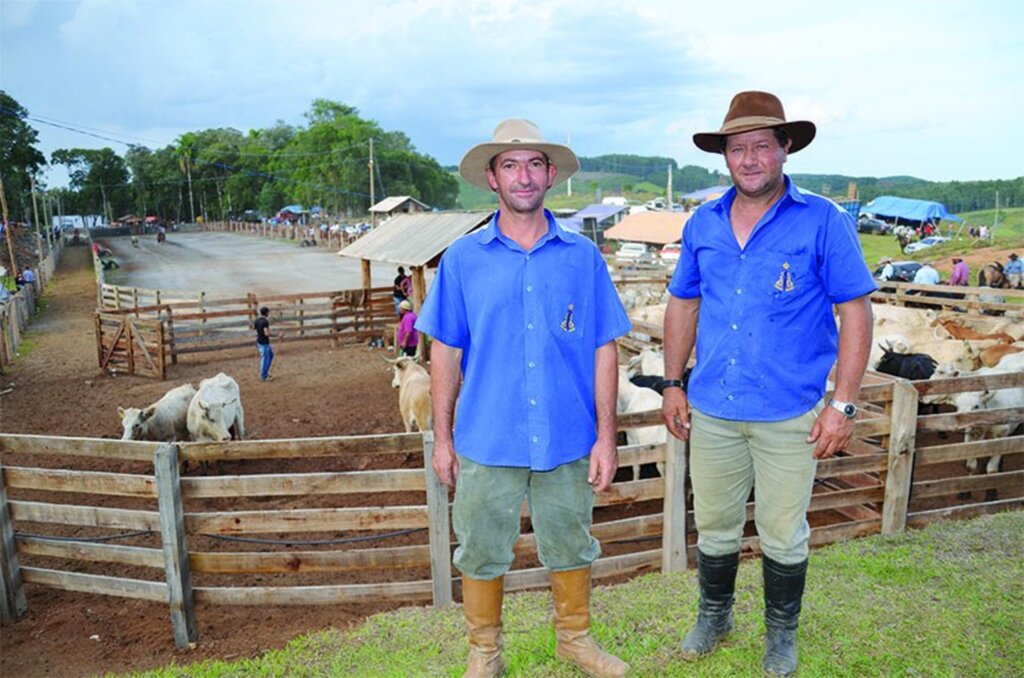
0;371;1021;643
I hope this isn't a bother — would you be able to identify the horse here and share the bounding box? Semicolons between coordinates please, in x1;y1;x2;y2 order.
978;262;1009;288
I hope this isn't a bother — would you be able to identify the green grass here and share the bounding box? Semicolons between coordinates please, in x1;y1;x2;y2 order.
118;511;1024;678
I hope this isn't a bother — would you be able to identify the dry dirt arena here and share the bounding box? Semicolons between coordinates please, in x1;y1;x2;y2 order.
0;246;416;677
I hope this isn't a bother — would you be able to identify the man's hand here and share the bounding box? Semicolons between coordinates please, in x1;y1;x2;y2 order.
432;438;460;487
662;388;691;440
807;407;854;459
587;436;619;493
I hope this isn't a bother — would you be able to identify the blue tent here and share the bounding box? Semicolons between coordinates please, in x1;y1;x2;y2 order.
862;196;961;223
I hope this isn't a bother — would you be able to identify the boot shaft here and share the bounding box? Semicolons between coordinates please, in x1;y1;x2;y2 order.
762;557;807;630
697;550;740;614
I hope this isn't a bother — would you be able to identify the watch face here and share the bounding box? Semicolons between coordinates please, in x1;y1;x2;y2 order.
843;404;856;417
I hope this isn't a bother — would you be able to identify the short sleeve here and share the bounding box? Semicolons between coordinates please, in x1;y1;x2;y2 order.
818;209;877;303
592;252;631;346
415;249;470;348
668;210;702;299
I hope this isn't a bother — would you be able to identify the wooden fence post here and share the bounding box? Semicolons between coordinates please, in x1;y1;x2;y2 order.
882;381;918;534
0;465;27;620
422;431;453;607
661;435;689;573
154;443;199;648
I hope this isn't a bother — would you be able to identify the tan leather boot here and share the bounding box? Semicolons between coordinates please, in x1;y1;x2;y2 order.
551;568;629;678
462;576;505;678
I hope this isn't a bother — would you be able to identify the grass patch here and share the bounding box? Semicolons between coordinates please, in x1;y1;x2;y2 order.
119;511;1024;678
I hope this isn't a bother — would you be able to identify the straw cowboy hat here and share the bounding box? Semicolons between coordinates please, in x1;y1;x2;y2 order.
459;119;580;190
693;91;816;154
399;299;413;312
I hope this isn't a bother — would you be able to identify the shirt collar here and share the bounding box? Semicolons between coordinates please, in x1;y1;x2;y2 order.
477;209;576;248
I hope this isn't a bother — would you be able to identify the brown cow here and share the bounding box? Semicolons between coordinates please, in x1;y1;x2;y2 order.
975;343;1024;368
934;318;1015;344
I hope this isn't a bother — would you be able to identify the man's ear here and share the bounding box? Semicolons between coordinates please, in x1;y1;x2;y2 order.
486;168;499;193
547;163;558;190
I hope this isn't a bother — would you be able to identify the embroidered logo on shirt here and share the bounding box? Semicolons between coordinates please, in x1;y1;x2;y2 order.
774;262;795;292
560;303;576;332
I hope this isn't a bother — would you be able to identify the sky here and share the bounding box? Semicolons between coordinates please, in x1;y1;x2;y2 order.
2;0;1021;188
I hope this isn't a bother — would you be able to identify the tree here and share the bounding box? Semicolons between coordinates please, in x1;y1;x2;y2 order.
0;91;47;222
51;148;131;224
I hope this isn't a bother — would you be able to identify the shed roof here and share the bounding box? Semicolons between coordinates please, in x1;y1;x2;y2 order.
603;211;691;245
572;204;629;221
338;211;494;267
369;195;431;213
680;186;729;202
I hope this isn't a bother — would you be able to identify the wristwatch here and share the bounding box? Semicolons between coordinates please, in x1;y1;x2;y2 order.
661;379;685;390
828;398;858;419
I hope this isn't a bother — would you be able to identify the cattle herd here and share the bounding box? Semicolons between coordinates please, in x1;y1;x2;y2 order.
115;291;1022;481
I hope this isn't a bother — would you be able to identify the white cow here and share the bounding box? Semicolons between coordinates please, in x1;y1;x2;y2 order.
389;357;433;433
118;383;196;441
627;347;665;378
617;366;666;479
187;373;245;442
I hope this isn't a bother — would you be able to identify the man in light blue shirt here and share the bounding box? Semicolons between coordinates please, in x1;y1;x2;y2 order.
913;261;940;285
662;92;875;677
416;119;631;678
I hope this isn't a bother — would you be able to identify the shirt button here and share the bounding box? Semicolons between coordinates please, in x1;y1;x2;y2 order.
527;322;534;330
740;254;746;260
529;398;537;406
727;394;735;400
528;361;536;368
531;436;539;443
735;288;742;294
729;358;737;365
731;323;739;330
526;285;533;292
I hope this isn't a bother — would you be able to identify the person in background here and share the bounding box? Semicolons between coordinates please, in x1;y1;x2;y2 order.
662;91;875;677
1005;253;1023;289
254;306;275;381
878;257;895;281
913;260;940;285
22;266;36;288
948;257;970;286
396;299;418;357
416;118;631;678
393;266;411;317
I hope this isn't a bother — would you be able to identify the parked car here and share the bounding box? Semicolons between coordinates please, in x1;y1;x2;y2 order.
660;243;682;264
904;236;949;254
873;261;922;283
615;242;652;263
858;217;892;235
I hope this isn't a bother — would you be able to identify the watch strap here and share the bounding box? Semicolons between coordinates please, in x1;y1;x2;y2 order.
661;379;685;390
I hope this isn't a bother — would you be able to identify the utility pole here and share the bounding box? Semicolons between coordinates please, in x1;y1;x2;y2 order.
30;176;45;265
368;138;376;228
0;177;19;279
666;164;673;207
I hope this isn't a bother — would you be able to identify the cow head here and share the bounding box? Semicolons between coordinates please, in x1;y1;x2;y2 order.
193;399;235;442
386;356;420;388
118;405;155;441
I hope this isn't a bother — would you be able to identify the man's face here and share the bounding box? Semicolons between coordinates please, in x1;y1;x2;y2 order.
486;150;557;215
723;128;790;200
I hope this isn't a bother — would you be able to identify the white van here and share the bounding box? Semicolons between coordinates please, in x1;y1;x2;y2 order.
615;242;651;262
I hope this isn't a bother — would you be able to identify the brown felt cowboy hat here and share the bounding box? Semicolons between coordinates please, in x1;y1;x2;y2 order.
459;119;579;191
693;91;816;154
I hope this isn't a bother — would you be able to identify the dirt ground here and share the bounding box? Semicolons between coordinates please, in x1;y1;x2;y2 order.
0;246;416;677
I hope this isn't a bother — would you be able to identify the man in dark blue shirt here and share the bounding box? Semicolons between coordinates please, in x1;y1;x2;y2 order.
662;92;875;677
417;119;631;678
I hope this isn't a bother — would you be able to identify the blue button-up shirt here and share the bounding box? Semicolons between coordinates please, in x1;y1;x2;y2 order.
668;177;876;422
416;210;631;470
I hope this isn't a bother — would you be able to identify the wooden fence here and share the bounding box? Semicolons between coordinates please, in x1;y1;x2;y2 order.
201;220;358;251
0;238;64;370
95;285;394;378
1;371;1020;646
872;279;1021;315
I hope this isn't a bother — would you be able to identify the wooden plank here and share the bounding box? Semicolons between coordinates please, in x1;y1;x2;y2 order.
911;470;1024;499
0;434;158;461
421;431;453;608
808;485;884;512
4;467;158;498
618;443;666;468
20;566;167;602
915;407;1024;432
155;443;198;648
595;478;664;506
17;536;164;568
179;433;422;462
882;381;918;534
816;453;888;478
504;549;662;592
916;437;1024;466
661;435;688;573
914;371;1024;397
181;469;425;499
188;505;429;534
906;498;1024;528
0;466;27;620
190;544;430;574
10;500;161;531
195;579;435;606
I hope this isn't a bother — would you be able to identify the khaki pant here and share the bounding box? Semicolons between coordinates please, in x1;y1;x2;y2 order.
452;454;600;580
689;403;822;564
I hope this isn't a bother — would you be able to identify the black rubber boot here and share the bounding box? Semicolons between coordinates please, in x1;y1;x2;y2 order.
762;557;808;677
680;550;740;659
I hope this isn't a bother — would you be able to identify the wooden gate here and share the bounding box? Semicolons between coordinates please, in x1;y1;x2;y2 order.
94;312;167;379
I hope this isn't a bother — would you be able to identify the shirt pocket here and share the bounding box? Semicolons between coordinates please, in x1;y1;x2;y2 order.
762;249;816;306
545;283;588;340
